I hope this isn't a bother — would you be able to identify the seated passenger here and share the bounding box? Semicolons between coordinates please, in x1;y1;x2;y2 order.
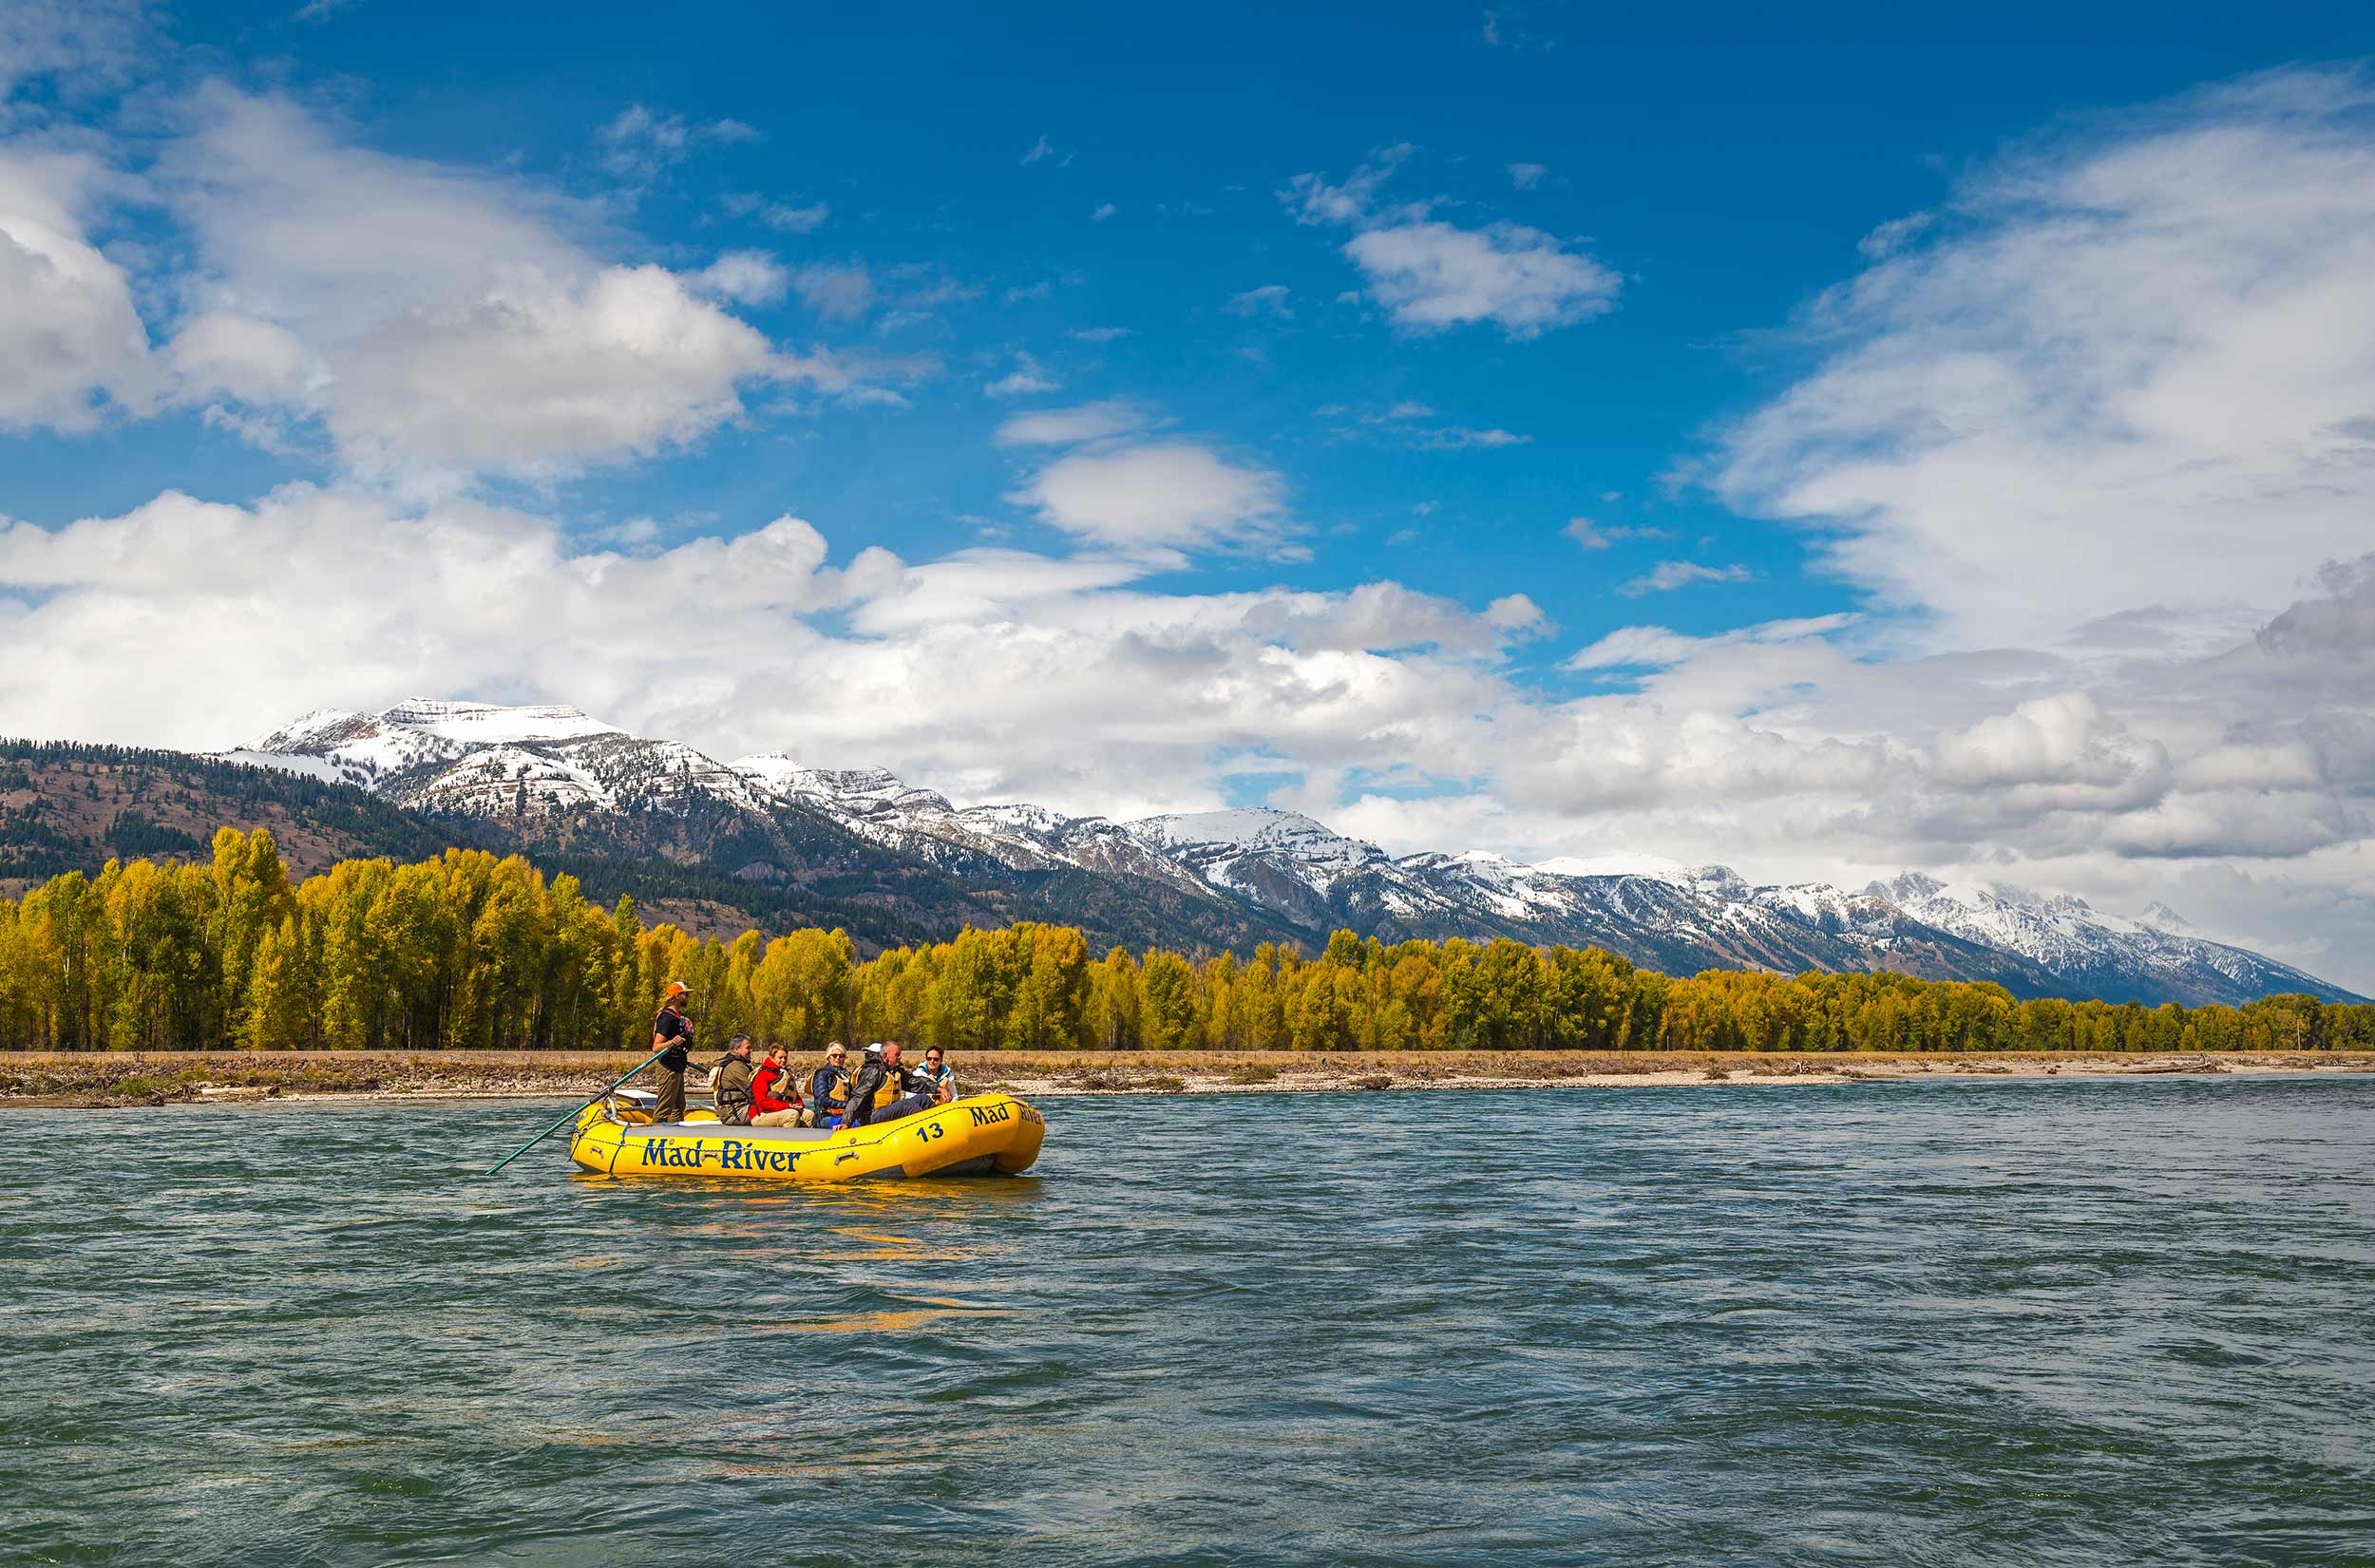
809;1043;851;1128
922;1047;957;1103
750;1044;807;1126
712;1035;758;1125
846;1041;939;1127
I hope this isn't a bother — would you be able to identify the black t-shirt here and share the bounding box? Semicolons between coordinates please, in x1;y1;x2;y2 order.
653;1007;692;1069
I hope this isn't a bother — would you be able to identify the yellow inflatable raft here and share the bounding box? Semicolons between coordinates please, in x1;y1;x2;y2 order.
568;1091;1044;1181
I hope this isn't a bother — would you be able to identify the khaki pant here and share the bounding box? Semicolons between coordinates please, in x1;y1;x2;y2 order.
654;1062;686;1123
751;1107;811;1127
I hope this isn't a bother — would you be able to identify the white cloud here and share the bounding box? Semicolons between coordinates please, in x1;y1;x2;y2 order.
139;85;821;486
1713;66;2375;652
1012;443;1289;554
166;310;312;403
0;483;1522;830
1344;220;1619;336
1509;162;1547;189
1620;560;1753;595
324;264;784;482
1091;201;1115;221
693;250;789;305
1284;151;1619;337
0;146;158;430
1070;325;1131;343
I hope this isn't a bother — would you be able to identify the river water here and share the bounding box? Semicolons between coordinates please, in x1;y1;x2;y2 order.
4;1075;2372;1566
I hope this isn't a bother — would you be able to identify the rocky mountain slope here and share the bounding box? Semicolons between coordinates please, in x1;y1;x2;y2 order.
206;699;2366;1006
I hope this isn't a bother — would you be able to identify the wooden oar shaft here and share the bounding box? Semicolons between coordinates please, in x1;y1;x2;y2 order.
484;1045;672;1176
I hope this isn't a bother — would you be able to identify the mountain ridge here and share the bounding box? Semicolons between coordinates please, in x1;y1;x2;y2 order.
201;697;2366;1007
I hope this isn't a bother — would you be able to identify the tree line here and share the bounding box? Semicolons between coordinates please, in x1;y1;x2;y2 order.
1;832;2368;1056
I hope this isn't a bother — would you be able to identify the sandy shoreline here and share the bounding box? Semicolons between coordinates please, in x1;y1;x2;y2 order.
3;1047;2367;1109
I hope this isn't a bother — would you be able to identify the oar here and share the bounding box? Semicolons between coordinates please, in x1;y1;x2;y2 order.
484;1046;671;1177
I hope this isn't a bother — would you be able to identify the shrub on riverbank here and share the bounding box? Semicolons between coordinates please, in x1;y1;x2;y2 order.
3;832;2371;1056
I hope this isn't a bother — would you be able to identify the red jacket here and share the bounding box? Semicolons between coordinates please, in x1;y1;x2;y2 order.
751;1062;801;1115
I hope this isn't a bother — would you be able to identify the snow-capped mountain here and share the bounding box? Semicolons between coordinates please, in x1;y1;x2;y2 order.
222;700;2365;1005
233;700;772;820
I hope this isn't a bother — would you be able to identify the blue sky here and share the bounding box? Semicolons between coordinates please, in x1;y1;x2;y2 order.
5;1;2375;985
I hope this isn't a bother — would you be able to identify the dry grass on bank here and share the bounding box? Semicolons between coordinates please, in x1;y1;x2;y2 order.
3;1046;2370;1107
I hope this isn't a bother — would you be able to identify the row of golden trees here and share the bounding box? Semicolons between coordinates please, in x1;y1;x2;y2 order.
1;832;2368;1055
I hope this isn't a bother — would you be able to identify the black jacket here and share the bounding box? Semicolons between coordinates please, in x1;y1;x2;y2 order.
653;1006;693;1070
844;1056;929;1122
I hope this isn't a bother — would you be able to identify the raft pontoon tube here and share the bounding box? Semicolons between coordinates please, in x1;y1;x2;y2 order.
568;1090;1044;1181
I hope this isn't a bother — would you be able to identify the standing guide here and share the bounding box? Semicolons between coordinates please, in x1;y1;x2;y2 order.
651;981;694;1123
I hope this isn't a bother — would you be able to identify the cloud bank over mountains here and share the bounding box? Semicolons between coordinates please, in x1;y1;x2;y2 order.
1;26;2372;989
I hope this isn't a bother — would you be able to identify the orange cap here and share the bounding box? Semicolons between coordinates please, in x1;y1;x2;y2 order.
663;980;691;1000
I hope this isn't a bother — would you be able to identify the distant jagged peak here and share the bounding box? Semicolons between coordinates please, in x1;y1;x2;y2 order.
732;753;943;810
1124;807;1385;867
2139;900;2195;934
243;707;374;752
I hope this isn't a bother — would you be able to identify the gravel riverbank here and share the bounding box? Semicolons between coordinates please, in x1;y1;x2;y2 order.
4;1047;2367;1108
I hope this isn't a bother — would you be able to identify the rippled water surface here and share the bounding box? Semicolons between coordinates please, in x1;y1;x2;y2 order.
5;1076;2374;1566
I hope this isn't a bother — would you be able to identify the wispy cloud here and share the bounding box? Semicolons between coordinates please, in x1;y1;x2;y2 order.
597;104;761;184
1620;560;1754;595
720;191;829;233
1224;283;1293;318
793;261;874;320
1563;517;1667;550
985;353;1059;398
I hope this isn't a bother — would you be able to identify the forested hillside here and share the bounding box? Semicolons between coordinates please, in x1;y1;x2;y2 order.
3;832;2366;1057
0;742;1306;958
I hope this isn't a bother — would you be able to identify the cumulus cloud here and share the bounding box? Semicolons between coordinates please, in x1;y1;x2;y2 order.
0;146;158;430
994;401;1291;556
137;85;829;486
1013;443;1290;555
1284;149;1619;336
0;487;1527;829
